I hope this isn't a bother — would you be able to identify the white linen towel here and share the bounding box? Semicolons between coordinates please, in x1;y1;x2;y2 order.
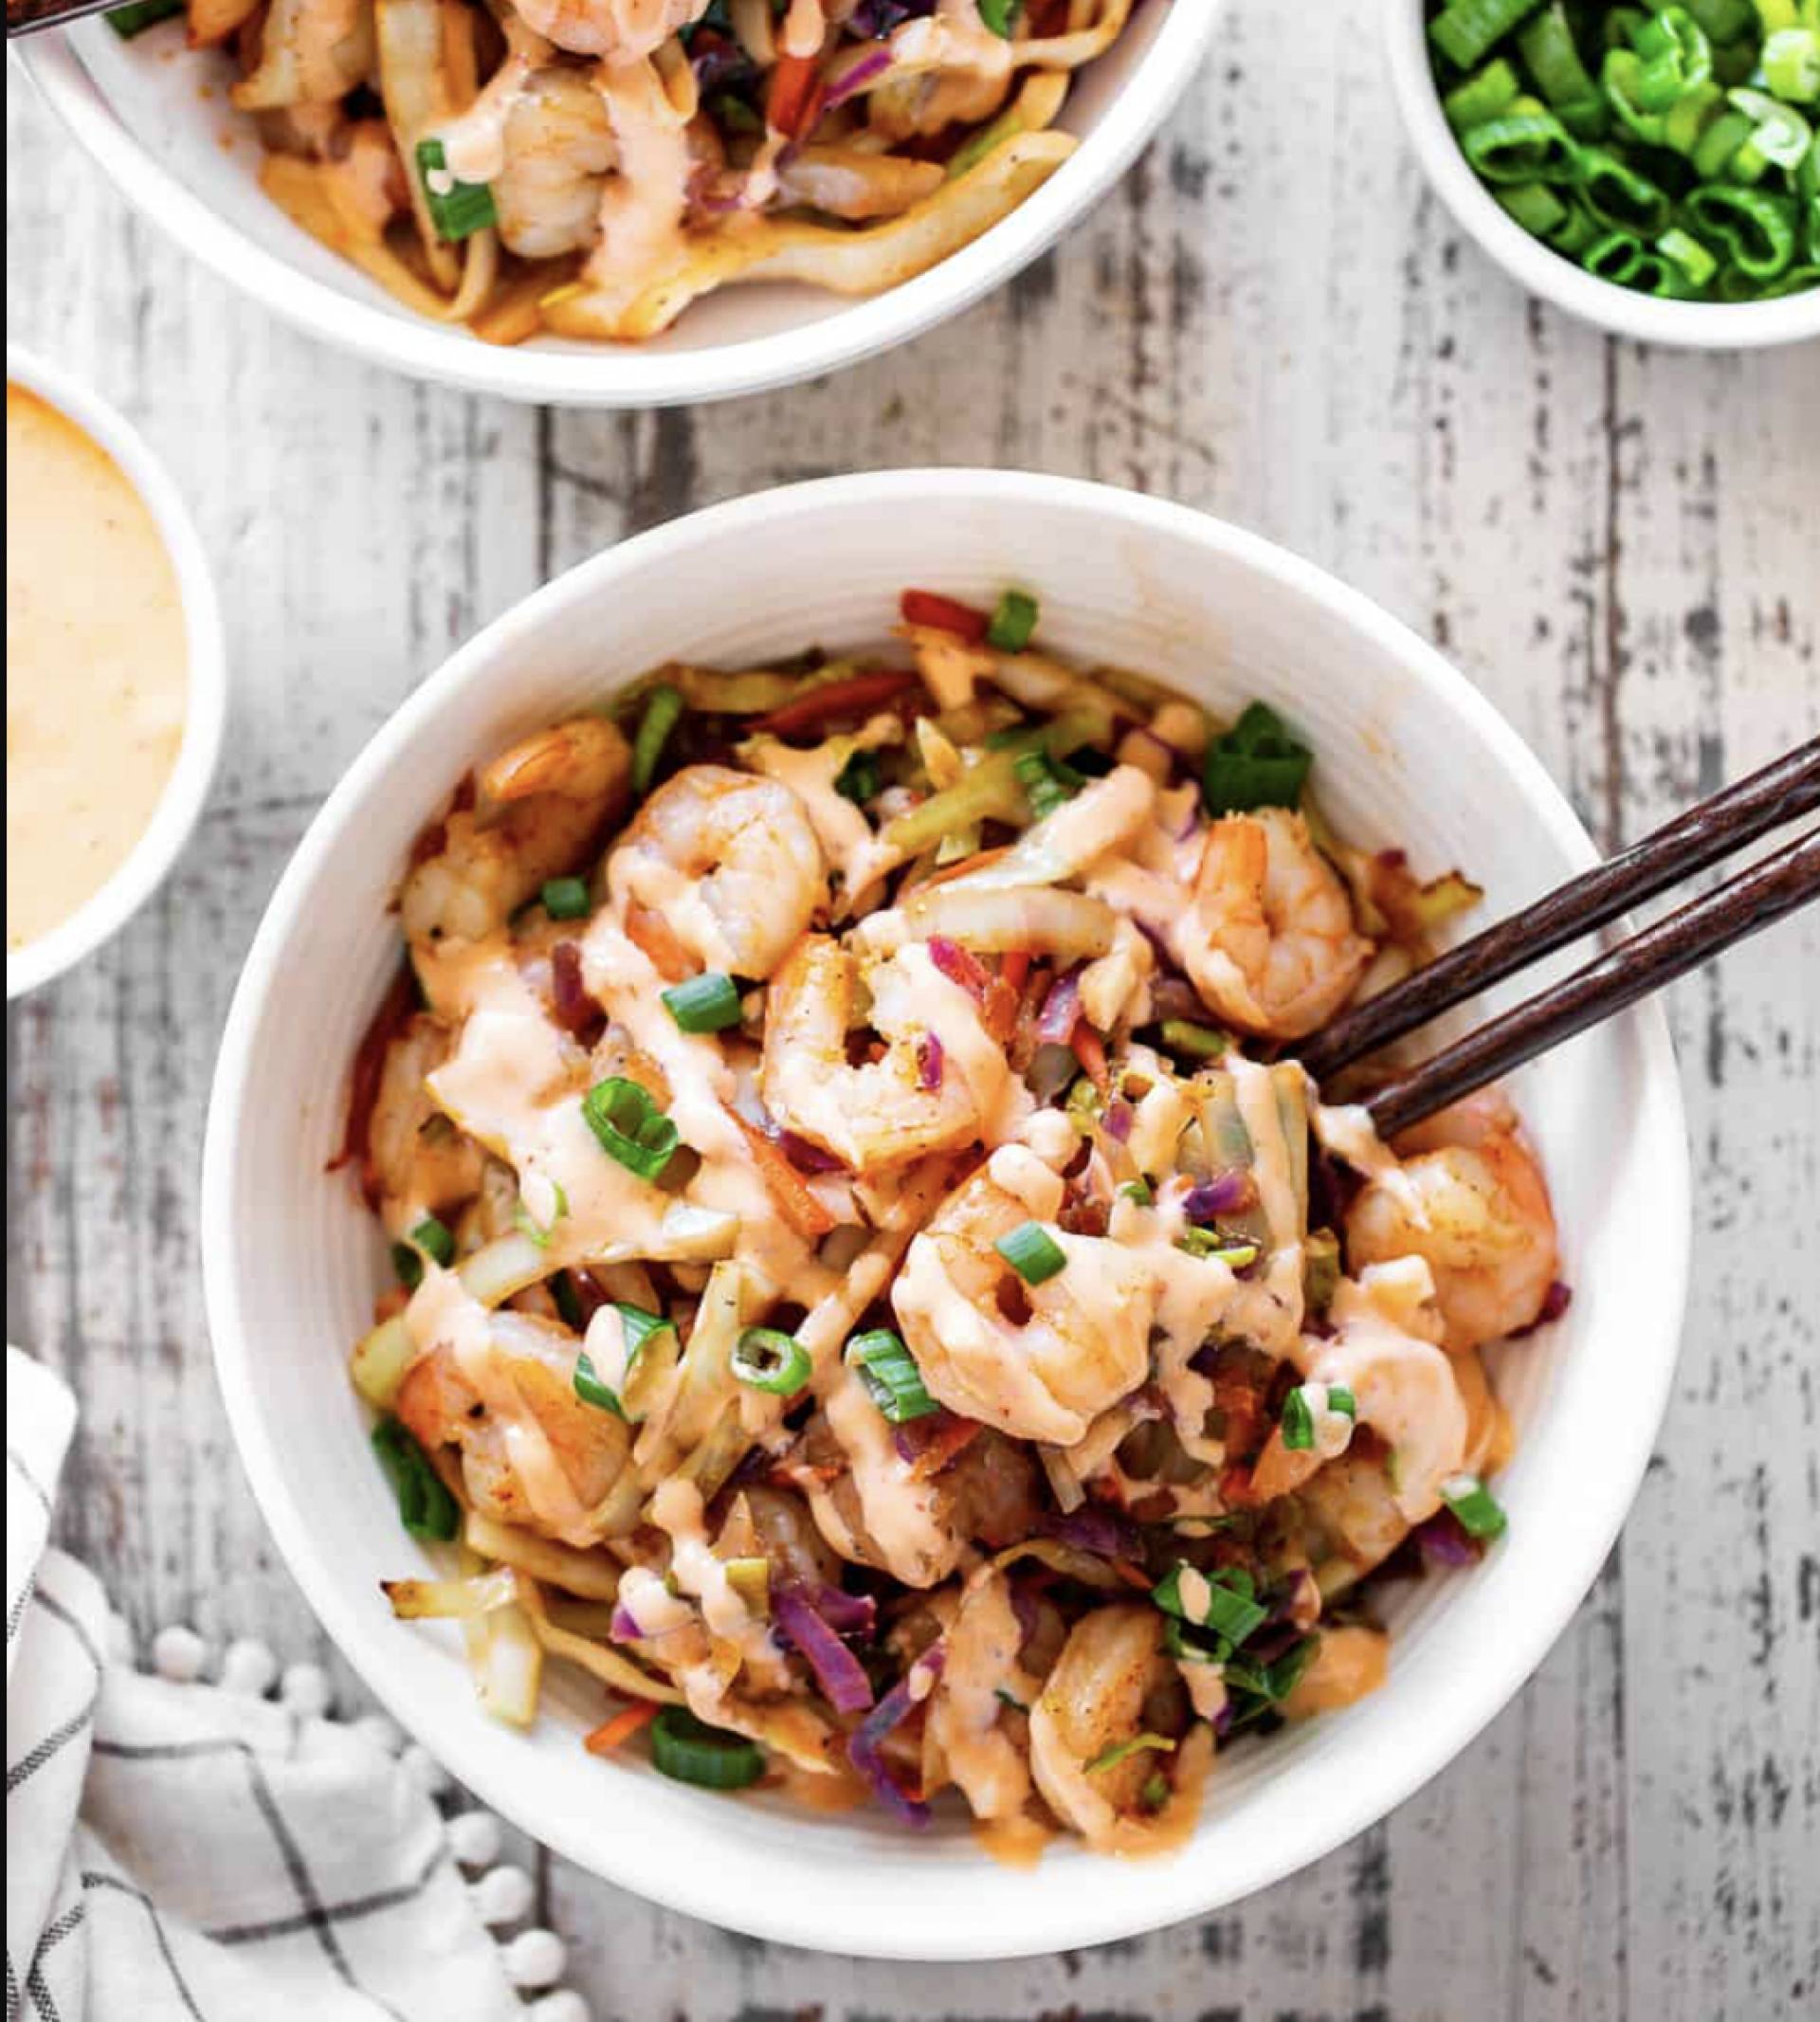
7;1348;583;2022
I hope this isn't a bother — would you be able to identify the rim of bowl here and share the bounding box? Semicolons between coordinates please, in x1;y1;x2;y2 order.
6;344;227;999
18;3;1220;408
202;470;1690;1957
1383;0;1820;350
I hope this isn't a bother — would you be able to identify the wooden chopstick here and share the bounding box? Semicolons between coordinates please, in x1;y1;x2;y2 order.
1363;826;1820;1139
5;0;122;35
1299;738;1820;1083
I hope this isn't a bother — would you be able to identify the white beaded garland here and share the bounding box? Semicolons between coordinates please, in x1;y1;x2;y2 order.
278;1661;332;1718
529;1993;592;2022
349;1711;407;1758
220;1637;279;1695
399;1743;449;1796
470;1864;534;1925
150;1625;208;1682
446;1810;503;1867
501;1928;567;1988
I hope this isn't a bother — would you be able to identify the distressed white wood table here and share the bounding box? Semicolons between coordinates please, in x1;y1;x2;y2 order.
9;8;1819;2014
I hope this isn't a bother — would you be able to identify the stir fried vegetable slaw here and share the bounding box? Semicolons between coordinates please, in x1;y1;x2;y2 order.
341;587;1569;1855
108;0;1141;346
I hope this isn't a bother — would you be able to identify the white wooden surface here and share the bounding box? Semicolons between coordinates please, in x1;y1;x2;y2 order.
8;8;1820;2013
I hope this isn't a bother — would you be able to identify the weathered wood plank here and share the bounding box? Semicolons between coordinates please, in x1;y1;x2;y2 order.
8;8;1820;2012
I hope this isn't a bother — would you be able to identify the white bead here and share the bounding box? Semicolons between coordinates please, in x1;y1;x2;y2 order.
220;1637;279;1695
279;1662;332;1718
529;1994;592;2022
470;1864;534;1924
151;1626;208;1682
103;1612;136;1665
446;1810;502;1867
350;1711;406;1758
502;1928;567;1988
400;1743;449;1796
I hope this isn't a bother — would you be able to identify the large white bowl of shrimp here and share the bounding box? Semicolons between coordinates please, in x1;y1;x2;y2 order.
21;0;1216;407
203;468;1690;1958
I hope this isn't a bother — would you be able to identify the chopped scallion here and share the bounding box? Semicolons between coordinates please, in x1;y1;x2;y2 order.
833;749;881;806
649;1706;765;1789
1281;1386;1317;1451
372;1417;460;1540
846;1328;939;1423
410;1214;456;1267
662;972;742;1034
994;1220;1066;1284
1441;1472;1510;1539
1329;1383;1357;1419
1202;701;1314;814
573;1351;628;1419
631;683;685;794
581;1077;679;1181
731;1326;812;1395
541;877;591;920
106;0;184;33
414;138;498;243
986;588;1039;652
1083;1732;1175;1776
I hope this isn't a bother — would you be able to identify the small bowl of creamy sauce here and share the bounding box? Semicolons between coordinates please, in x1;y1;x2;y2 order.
7;349;224;997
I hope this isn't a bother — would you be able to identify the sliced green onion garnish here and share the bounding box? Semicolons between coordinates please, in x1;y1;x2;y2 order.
1727;85;1813;173
552;1270;586;1331
631;683;685;795
1441;1472;1510;1539
986;588;1039;653
1158;1019;1229;1061
573;1351;628;1419
834;749;881;806
1328;1383;1357;1419
371;1418;460;1541
1658;224;1720;285
994;1685;1029;1715
414;138;498;243
1430;0;1549;72
1083;1732;1175;1776
581;1077;679;1181
1224;1632;1320;1712
1175;1230;1260;1267
1140;1769;1172;1812
1281;1387;1317;1451
410;1214;456;1267
541;877;591;920
1763;27;1820;103
662;973;742;1034
731;1326;812;1395
513;1181;568;1248
845;1328;939;1423
1461;103;1579;182
1202;701;1314;814
1684;182;1798;275
391;1242;425;1292
995;1220;1066;1284
1119;1177;1155;1207
974;0;1022;41
1014;748;1079;820
106;0;184;34
618;1302;675;1359
1445;55;1523;130
649;1706;765;1790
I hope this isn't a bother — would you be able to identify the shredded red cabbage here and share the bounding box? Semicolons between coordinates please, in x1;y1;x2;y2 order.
1183;1172;1257;1223
1102;1098;1134;1143
1039;1504;1144;1561
847;0;933;30
1036;967;1083;1046
846;1645;945;1826
823;44;893;109
610;1602;644;1643
777;1129;844;1175
917;1031;944;1091
1510;1279;1574;1336
774;1585;875;1714
1414;1510;1482;1568
927;936;989;999
805;1584;877;1639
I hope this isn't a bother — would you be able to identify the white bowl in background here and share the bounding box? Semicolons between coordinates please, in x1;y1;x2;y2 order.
6;344;226;999
202;469;1690;1958
1384;0;1820;349
19;3;1219;407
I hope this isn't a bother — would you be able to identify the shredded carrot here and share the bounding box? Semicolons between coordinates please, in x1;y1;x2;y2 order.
1071;1023;1110;1091
919;844;1011;890
1001;951;1031;994
1112;1559;1155;1592
584;1700;660;1755
900;588;991;643
768;51;826;141
750;667;919;738
723;1103;839;1240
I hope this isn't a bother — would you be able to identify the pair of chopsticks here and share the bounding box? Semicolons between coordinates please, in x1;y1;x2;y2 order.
5;0;120;35
1299;740;1820;1138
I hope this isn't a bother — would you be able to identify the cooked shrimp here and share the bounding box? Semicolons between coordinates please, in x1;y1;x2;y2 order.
1177;809;1373;1040
396;1308;632;1544
513;0;705;60
493;68;616;260
1028;1604;1207;1854
1345;1095;1559;1351
608;764;828;980
924;1568;1039;1825
401;718;632;947
1280;1625;1389;1720
369;1013;485;1230
1295;1445;1410;1577
233;0;375;109
891;1156;1154;1445
759;937;1005;1174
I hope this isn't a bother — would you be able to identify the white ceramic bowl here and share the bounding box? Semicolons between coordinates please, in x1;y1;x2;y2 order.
1385;0;1820;348
202;469;1690;1958
6;344;226;999
20;3;1218;407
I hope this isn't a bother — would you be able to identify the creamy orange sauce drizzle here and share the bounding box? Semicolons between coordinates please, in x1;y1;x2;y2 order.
7;385;188;955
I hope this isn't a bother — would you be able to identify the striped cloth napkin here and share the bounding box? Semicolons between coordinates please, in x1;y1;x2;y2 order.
7;1347;582;2022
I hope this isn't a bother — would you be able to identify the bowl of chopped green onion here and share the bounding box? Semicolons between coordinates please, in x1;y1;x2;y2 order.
1390;0;1820;343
